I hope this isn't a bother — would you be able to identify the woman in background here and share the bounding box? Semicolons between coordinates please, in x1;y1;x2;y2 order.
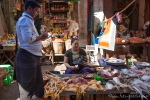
143;20;150;37
64;37;93;74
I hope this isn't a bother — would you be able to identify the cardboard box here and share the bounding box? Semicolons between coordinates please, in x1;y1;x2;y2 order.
0;68;6;76
0;75;3;90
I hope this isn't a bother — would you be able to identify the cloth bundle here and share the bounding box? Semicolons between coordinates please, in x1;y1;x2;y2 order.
73;55;87;65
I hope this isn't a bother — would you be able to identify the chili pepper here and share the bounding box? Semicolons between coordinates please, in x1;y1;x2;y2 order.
103;74;112;78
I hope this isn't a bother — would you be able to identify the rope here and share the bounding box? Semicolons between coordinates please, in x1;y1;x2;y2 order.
122;1;137;18
119;0;136;13
110;0;136;19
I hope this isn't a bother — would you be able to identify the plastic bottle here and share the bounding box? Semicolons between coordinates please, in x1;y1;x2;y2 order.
128;58;132;66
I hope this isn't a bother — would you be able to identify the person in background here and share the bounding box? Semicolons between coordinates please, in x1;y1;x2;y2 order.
15;1;48;100
143;20;150;37
64;36;93;74
118;22;130;38
122;13;130;26
118;23;130;54
34;14;42;35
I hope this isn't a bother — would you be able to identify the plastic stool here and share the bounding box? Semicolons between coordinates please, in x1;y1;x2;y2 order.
3;74;13;85
0;64;12;72
0;64;13;85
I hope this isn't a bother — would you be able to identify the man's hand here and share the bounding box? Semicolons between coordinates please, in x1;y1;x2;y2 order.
40;33;48;40
34;33;48;42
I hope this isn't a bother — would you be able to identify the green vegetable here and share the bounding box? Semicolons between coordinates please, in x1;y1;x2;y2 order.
94;74;106;85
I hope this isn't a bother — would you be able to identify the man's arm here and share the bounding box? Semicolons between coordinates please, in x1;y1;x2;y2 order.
20;19;48;43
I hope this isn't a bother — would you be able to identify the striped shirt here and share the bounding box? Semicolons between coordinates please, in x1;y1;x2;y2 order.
16;12;42;56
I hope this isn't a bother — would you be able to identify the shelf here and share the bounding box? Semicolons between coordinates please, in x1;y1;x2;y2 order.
50;1;68;3
50;10;69;13
53;21;67;24
50;0;68;3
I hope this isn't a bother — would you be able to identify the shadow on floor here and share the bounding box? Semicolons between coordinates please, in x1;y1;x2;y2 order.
0;65;58;100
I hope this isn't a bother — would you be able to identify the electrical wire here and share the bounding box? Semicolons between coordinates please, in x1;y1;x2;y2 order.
122;1;137;18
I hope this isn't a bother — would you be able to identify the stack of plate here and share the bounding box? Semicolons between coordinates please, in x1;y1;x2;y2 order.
105;59;125;65
133;61;150;69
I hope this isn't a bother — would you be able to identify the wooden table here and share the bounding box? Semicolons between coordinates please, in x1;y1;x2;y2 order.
45;74;150;100
104;43;147;62
0;49;4;64
1;49;15;66
51;74;130;100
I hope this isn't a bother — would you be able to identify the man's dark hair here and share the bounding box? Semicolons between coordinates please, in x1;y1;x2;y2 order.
25;0;41;10
71;37;79;45
123;23;128;28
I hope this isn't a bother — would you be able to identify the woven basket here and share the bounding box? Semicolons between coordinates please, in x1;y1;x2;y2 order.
65;40;72;51
53;41;64;53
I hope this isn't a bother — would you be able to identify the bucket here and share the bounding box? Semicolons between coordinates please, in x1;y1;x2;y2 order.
53;41;64;53
65;40;72;51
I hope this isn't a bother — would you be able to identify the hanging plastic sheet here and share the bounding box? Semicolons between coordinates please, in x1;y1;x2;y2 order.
98;17;117;51
94;22;106;45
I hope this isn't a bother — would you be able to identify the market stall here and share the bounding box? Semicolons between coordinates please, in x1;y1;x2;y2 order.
42;65;150;100
0;34;16;66
39;0;79;64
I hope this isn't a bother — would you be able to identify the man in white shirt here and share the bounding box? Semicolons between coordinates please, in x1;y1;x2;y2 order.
15;0;48;100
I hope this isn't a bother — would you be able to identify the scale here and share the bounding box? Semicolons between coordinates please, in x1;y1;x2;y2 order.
86;45;97;63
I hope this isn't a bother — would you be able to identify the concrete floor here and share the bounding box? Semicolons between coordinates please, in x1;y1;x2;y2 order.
0;64;66;100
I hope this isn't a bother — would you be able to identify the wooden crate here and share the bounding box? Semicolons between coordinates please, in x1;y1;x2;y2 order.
0;68;6;90
0;68;6;76
2;44;16;51
95;94;116;100
50;94;117;100
0;75;3;90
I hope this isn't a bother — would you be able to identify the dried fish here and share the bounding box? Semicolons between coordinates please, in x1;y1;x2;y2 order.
141;75;150;81
132;84;148;100
131;78;143;84
105;82;114;90
113;77;128;88
136;82;149;95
